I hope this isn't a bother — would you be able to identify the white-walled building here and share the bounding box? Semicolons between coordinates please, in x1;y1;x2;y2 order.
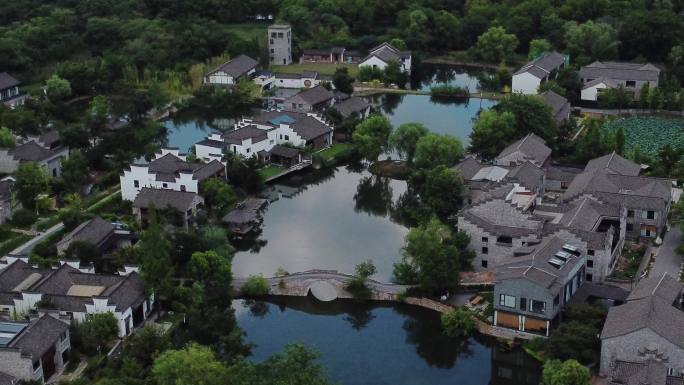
204;55;258;86
512;52;567;94
579;61;660;101
359;42;412;73
119;149;224;202
195;110;333;162
274;71;322;89
0;131;69;177
0;259;153;338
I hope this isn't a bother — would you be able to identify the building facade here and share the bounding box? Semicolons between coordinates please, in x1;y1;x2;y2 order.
268;24;292;65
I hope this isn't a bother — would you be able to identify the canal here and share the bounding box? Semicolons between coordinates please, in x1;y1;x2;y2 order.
235;296;542;385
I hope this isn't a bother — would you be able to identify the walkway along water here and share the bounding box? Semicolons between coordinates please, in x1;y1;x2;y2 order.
233;270;540;341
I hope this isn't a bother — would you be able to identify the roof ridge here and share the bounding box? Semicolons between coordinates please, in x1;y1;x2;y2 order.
652;273;668;296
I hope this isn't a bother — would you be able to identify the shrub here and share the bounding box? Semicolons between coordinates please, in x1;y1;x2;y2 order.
74;312;119;356
441;308;475;337
10;208;37;228
242;274;269;296
430;85;469;98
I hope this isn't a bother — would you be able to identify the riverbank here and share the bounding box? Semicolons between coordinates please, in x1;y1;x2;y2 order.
423;56;517;71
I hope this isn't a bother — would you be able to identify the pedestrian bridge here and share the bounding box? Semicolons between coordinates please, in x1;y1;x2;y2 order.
233;270;412;301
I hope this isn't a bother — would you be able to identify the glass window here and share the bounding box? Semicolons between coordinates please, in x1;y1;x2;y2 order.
519;297;527;311
499;294;516;308
482;247;488;254
586;273;593;281
588;249;595;256
481;237;488;243
134;180;139;188
627;223;634;231
627;210;634;218
647;211;655;219
481;260;488;268
553;295;560;306
587;259;593;268
529;300;546;314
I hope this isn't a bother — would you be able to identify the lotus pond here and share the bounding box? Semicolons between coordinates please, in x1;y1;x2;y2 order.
603;116;684;157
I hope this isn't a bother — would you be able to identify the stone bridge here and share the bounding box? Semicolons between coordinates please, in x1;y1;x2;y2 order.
233;270;413;302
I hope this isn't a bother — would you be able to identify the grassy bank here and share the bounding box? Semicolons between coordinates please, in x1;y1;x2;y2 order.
259;165;287;180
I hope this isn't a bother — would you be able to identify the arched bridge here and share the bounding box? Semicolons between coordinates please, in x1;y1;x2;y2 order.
233;270;413;302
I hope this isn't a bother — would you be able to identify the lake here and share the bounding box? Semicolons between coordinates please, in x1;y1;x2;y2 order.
232;166;409;280
412;63;495;93
235;296;542;385
367;93;498;145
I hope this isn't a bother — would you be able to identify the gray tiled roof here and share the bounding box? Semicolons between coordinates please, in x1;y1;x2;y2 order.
362;42;411;64
454;156;485;180
212;55;258;78
192;161;224;182
133;188;201;212
601;273;684;348
579;61;660;82
586;152;641;176
557;196;620;232
60;216;114;248
285;85;334;106
146;153;221;182
463;198;542;237
0;371;17;385
514;51;566;77
496;236;584;289
496;133;551;165
0;260;51;292
0;73;20;90
546;164;584;182
250;110;333;140
331;96;370;118
608;359;680;385
9;141;59;162
269;145;301;158
222;125;269;145
506;161;544;192
9;315;68;359
582;77;620;90
222;198;267;225
539;90;571;123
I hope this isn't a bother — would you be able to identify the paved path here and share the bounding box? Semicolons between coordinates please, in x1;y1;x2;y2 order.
650;226;682;279
233;270;413;300
8;222;64;257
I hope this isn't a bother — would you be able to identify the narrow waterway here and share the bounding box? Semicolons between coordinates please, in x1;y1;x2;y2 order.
235;296;542;385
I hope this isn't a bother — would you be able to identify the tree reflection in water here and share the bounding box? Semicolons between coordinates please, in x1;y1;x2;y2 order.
353;175;393;217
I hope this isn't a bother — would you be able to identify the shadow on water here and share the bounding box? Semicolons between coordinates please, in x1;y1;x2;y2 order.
234;296;542;385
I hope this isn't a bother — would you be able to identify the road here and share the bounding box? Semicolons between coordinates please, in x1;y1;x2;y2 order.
650;226;682;279
8;222;64;257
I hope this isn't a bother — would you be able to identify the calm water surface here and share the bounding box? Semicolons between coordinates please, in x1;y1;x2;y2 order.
413;64;495;92
235;297;542;385
367;94;498;145
232;166;409;280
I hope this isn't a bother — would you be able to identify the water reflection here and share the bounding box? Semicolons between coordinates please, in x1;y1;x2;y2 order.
232;167;408;280
412;63;494;92
235;297;542;385
367;93;498;145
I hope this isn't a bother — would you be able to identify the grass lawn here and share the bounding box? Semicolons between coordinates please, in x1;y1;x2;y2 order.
0;234;32;255
271;62;359;77
225;23;267;44
318;143;353;161
259;165;286;179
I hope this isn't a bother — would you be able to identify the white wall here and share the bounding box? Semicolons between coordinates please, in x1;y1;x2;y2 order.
120;158;199;202
206;71;236;85
359;56;389;71
581;82;608;101
512;72;542;95
275;77;320;89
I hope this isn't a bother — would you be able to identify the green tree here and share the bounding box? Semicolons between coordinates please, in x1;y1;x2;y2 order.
393;219;474;294
332;67;354;94
388;123;429;164
528;38;553;60
542;359;591;385
201;178;237;217
389;38;408;50
614;127;625;154
495;93;558;141
352;114;392;161
61;150;90;192
125;324;170;368
598;85;633;111
545;321;600;364
346;260;377;299
416;165;465;218
75;312;119;355
242;274;269;296
231;343;332;385
15;162;49;209
413;133;464;169
45;74;72;102
472;26;519;63
137;214;174;298
441;308;475;337
564;21;619;65
152;344;226;385
0;127;15;148
383;60;409;87
189;250;233;307
469;110;517;160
